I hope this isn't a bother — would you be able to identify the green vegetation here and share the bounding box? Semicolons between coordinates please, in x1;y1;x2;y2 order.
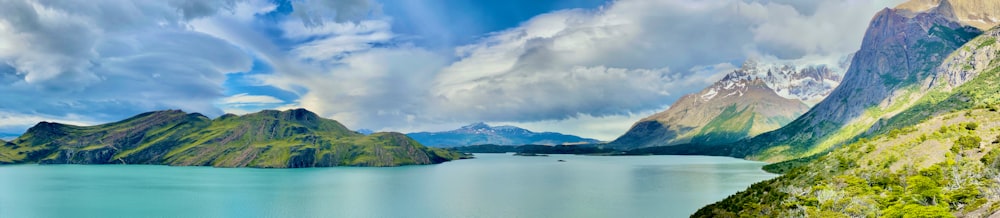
696;113;1000;217
690;104;756;145
954;135;981;151
0;109;467;167
979;37;996;49
761;153;823;174
696;28;1000;217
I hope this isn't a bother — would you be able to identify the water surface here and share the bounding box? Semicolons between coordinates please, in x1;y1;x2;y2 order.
0;154;775;218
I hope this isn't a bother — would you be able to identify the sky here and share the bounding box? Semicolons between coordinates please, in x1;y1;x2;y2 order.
0;0;906;141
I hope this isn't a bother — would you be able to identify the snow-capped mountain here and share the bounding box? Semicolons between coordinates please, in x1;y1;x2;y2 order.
608;59;846;149
408;122;600;147
703;59;845;106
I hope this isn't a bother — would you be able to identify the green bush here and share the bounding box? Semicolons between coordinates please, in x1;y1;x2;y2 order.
882;204;953;218
964;122;979;131
955;135;982;150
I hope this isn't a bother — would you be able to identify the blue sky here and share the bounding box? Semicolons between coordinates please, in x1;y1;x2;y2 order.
0;0;904;140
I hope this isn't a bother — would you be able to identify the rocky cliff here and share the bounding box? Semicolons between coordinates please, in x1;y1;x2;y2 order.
897;0;1000;30
715;1;983;162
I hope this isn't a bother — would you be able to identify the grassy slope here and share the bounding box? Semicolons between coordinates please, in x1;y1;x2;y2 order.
689;104;756;145
697;110;1000;217
695;40;1000;217
0;109;465;167
0;110;204;164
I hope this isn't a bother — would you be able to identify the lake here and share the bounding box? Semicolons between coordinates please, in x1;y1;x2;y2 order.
0;154;776;218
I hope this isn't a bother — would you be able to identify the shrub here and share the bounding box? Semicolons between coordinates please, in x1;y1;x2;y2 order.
964;122;979;131
955;135;982;150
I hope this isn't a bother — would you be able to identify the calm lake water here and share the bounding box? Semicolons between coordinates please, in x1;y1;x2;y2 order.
0;154;775;218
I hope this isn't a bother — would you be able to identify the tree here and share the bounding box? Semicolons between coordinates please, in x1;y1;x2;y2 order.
908;176;942;205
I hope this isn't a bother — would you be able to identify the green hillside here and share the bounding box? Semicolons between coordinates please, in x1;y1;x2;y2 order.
0;109;467;167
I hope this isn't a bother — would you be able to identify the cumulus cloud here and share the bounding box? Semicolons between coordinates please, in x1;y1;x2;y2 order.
0;0;251;131
0;111;98;134
421;0;902;126
221;93;284;105
0;0;907;140
250;0;904;137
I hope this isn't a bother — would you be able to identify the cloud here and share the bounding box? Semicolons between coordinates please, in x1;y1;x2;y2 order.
0;0;252;132
494;109;666;141
418;0;903;126
221;93;284;104
0;111;98;134
0;0;907;140
249;0;904;137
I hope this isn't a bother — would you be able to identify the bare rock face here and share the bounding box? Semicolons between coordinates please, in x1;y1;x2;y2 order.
608;60;841;149
723;1;982;161
929;27;1000;91
897;0;1000;30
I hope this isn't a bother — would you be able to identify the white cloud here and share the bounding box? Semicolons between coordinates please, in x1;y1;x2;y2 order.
220;93;284;104
495;109;665;141
418;0;902;128
0;0;252;133
243;0;905;137
0;110;98;133
0;0;908;140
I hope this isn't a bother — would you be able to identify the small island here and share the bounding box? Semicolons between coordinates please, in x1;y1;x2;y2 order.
513;153;548;157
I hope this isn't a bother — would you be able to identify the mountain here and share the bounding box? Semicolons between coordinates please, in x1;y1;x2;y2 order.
407;122;600;147
668;0;986;162
0;109;466;167
608;61;842;149
0;133;18;141
355;129;375;135
897;0;1000;30
695;25;1000;217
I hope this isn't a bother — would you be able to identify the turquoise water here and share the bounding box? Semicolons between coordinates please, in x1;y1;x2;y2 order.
0;154;776;218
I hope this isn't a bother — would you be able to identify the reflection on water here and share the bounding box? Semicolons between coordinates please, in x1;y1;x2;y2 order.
0;154;776;218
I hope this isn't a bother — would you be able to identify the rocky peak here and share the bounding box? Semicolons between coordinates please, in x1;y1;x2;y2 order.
701;59;844;106
460;122;491;130
896;0;1000;30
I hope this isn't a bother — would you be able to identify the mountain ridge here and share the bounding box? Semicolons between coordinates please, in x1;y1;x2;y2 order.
607;60;841;149
407;122;600;147
0;109;466;167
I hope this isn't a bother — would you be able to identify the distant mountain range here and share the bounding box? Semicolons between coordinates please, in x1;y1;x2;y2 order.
407;122;600;147
0;109;466;167
608;60;845;149
0;133;18;141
